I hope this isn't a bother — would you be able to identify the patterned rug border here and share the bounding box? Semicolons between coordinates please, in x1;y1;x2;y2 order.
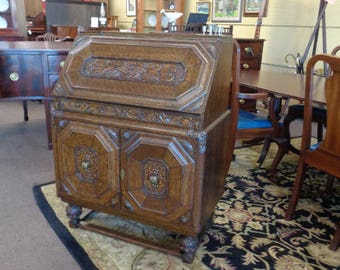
33;182;99;270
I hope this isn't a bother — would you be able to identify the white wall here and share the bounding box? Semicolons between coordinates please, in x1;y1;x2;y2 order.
109;1;340;71
185;1;340;71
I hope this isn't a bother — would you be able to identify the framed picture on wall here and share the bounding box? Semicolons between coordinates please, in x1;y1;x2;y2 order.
212;0;242;22
243;0;268;17
126;0;136;16
196;2;211;19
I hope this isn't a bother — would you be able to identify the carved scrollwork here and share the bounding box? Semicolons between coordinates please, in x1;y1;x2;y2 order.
142;159;169;199
56;98;201;130
81;57;186;86
187;130;207;153
75;145;98;183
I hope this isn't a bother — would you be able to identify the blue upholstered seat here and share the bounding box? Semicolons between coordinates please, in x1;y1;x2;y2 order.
238;110;273;129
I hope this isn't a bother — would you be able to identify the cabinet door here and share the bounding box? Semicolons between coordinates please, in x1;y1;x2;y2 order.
54;120;121;210
0;54;43;97
120;130;195;227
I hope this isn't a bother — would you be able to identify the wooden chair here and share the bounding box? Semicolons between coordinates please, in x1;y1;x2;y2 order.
229;40;287;174
285;53;340;251
283;45;340;155
35;32;64;42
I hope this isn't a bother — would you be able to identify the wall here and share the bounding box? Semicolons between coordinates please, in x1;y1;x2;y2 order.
184;0;340;71
109;0;339;72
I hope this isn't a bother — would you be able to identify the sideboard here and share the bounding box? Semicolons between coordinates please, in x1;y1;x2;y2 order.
0;41;73;149
52;33;234;263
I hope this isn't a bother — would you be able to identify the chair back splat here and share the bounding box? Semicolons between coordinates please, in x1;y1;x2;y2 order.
285;53;340;251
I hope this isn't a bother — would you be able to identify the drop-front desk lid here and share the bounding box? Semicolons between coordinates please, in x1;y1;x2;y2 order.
53;32;233;114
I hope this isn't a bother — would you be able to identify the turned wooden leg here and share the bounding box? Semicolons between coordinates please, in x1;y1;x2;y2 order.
285;163;307;220
269;139;289;184
23;100;29;121
256;137;272;167
180;236;199;264
322;175;335;199
66;204;82;228
330;223;340;251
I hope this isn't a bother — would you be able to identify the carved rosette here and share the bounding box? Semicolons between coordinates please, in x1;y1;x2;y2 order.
75;145;98;183
54;98;201;130
142;159;169;198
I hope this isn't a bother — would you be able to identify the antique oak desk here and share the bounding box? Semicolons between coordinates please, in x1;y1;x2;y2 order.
0;41;73;149
52;33;234;263
239;69;326;181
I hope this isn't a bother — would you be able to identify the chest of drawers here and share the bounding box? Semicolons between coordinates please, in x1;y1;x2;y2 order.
236;38;265;111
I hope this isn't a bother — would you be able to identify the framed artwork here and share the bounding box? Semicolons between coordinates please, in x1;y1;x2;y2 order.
243;0;268;17
212;0;242;22
126;0;136;16
196;2;211;19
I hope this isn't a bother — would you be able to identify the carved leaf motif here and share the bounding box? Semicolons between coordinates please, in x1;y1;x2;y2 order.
81;57;186;86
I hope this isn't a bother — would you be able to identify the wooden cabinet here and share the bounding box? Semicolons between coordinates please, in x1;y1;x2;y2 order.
0;41;73;148
52;33;234;263
0;0;26;40
136;0;184;32
236;38;265;111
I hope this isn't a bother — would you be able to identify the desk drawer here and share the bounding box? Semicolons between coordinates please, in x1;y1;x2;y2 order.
48;54;67;73
240;58;262;70
0;54;44;97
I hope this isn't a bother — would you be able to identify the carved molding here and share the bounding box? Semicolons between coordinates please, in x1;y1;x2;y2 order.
187;130;207;153
54;98;201;130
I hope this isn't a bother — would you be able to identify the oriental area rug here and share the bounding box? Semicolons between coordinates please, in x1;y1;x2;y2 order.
34;141;340;270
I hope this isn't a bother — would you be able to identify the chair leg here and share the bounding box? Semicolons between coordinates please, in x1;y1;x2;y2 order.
283;113;300;155
269;139;289;184
322;175;335;199
285;162;307;220
256;137;272;167
317;122;324;142
23;100;29;121
330;223;340;251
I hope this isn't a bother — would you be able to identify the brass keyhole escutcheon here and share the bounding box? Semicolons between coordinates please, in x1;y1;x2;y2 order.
9;72;19;81
149;175;158;186
81;161;90;170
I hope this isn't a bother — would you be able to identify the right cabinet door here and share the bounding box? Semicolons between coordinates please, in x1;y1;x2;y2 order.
120;130;195;229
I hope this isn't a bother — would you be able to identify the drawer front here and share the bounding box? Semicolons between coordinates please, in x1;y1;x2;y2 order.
48;54;67;73
0;54;43;97
238;41;264;58
240;58;262;70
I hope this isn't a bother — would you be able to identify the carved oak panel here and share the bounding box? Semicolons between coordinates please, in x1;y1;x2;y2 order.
55;120;120;209
120;130;195;226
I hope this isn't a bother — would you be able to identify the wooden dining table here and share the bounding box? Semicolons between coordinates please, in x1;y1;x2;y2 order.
239;69;327;182
240;69;326;104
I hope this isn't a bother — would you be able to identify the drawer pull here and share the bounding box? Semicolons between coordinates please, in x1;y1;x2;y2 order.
9;72;19;81
59;61;65;68
242;63;250;69
239;99;245;104
244;47;254;56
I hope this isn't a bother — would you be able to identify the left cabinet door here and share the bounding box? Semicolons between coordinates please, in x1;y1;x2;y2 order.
54;120;121;211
